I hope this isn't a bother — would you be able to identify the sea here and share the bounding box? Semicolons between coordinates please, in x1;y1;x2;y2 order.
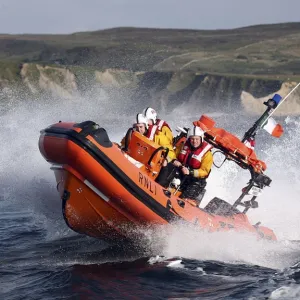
1;90;300;299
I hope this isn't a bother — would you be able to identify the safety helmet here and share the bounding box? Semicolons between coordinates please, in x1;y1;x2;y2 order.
135;113;149;129
188;126;204;139
143;107;157;124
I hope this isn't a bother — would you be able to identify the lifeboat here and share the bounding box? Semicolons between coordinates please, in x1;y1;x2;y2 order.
38;116;277;243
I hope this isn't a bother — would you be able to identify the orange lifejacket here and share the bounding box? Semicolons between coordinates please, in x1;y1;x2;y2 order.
178;141;213;169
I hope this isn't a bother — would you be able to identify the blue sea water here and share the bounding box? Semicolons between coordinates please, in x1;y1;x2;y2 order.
1;206;300;300
1;94;300;299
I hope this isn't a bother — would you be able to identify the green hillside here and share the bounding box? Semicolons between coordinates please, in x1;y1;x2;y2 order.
1;23;300;76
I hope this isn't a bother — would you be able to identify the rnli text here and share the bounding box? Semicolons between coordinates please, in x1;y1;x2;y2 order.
138;172;157;195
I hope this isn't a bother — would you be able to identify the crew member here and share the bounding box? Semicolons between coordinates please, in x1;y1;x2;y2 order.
143;107;173;145
121;113;176;162
120;113;149;148
173;126;213;201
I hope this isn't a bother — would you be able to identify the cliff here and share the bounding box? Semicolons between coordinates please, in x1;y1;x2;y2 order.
1;24;300;114
1;63;299;115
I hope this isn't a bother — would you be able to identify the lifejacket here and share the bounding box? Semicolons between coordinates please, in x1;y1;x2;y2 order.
155;119;172;132
178;140;212;170
146;125;158;141
145;125;176;161
146;120;172;141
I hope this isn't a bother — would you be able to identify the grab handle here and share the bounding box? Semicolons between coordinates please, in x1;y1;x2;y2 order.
147;147;169;166
123;127;134;152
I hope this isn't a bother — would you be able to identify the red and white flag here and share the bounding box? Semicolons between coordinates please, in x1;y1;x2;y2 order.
262;117;283;138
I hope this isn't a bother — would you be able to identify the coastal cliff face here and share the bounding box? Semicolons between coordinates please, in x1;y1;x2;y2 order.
19;64;79;99
1;63;299;115
241;81;300;115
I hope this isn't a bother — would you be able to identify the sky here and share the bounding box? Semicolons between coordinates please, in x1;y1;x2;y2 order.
0;0;299;34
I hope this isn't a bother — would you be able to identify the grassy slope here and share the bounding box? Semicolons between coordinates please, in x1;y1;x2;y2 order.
0;23;300;77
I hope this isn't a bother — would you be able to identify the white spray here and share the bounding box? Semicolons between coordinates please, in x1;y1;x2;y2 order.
1;84;300;268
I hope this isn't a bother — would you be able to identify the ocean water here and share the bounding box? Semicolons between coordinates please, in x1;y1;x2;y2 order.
1;91;300;300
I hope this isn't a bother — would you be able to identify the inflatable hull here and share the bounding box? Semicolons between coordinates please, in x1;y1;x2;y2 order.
39;121;276;243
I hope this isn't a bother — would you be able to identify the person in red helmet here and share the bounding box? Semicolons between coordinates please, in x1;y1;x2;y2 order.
172;126;213;202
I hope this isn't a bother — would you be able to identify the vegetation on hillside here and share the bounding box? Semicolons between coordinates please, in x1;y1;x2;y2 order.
0;23;300;76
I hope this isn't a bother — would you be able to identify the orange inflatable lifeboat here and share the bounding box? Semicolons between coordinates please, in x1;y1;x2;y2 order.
38;117;277;244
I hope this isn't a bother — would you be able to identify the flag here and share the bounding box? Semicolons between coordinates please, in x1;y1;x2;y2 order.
262;117;283;138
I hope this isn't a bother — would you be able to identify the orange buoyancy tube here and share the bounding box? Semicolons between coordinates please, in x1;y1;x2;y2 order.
193;116;267;173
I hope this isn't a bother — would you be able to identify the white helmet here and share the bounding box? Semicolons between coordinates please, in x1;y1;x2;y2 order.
188;126;204;139
135;113;149;129
143;107;157;124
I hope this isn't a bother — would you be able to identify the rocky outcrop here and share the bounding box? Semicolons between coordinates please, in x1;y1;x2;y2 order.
1;63;299;115
20;63;78;99
95;69;142;88
241;82;300;115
